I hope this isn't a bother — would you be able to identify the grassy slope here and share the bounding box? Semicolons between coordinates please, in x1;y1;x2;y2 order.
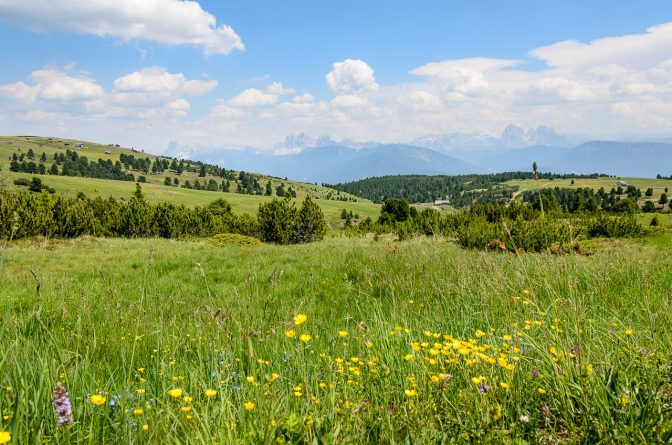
1;234;671;442
507;177;672;201
0;136;381;227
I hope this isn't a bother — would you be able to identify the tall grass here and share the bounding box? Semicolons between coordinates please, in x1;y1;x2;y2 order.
0;236;671;443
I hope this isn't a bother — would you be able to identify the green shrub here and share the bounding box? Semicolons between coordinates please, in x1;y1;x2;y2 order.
257;197;327;244
586;214;643;238
257;198;298;244
207;233;262;246
455;217;503;250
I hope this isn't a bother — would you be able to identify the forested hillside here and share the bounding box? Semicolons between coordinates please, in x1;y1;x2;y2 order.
329;172;610;206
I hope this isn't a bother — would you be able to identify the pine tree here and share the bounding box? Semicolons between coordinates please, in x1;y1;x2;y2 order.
133;183;145;201
257;198;298;244
295;197;326;243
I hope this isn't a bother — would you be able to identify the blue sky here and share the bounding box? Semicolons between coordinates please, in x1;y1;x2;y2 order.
0;1;671;152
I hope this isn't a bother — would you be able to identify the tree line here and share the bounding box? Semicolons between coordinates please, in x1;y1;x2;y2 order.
327;172;610;205
0;186;325;244
521;186;669;213
7;149;318;199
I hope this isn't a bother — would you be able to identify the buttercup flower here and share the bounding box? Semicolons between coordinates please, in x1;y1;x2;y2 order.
168;388;183;398
293;314;307;325
205;389;217;398
90;394;106;406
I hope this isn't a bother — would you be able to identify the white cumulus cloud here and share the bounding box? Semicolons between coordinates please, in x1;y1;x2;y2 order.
0;0;244;56
531;23;672;70
326;59;379;94
112;66;217;106
331;94;368;108
0;67;104;104
226;82;295;107
227;88;278;107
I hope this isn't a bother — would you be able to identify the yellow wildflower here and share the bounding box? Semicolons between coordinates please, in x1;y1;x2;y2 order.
90;394;106;406
284;329;296;338
404;389;417;397
142;424;149;431
293;314;308;325
183;396;193;403
180;406;192;413
538;388;546;394
499;382;509;389
471;376;485;385
133;408;143;416
299;333;312;343
338;331;348;338
0;432;10;444
404;353;414;361
244;401;256;411
205;389;217;398
625;329;634;336
167;388;183;399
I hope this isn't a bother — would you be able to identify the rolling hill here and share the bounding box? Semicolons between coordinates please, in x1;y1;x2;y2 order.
0;136;381;227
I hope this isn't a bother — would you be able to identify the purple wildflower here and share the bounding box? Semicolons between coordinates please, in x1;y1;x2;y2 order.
569;345;580;359
531;368;540;378
477;383;490;394
53;382;73;427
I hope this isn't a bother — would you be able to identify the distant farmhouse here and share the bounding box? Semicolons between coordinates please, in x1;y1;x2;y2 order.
434;200;450;206
613;180;631;187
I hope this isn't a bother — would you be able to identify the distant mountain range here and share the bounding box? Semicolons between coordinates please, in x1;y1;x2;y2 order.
175;144;483;184
410;124;585;151
165;125;672;183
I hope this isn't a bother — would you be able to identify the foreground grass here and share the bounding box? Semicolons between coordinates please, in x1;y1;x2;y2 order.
1;235;671;443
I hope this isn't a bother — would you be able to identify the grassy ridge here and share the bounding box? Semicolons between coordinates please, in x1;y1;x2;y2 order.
1;235;671;443
507;177;672;201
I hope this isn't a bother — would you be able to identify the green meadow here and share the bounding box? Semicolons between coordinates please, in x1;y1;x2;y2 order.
506;177;672;201
1;231;672;443
2;135;672;443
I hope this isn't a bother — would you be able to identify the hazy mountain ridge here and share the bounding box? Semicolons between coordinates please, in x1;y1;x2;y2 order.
410;124;586;151
165;124;672;183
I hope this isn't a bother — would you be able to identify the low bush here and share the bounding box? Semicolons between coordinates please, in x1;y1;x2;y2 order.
207;233;262;247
